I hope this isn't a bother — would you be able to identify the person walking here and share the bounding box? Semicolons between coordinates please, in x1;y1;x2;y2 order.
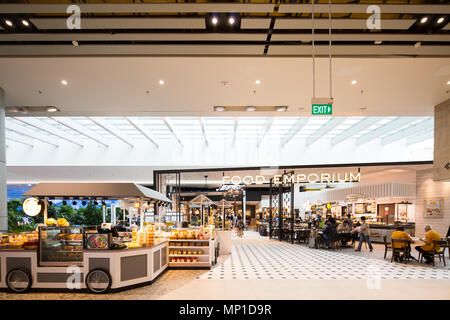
355;216;373;252
236;215;244;237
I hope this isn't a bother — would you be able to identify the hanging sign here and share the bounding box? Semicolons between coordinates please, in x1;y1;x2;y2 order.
23;197;43;217
312;104;332;115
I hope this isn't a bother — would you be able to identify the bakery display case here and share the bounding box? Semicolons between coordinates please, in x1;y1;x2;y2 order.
38;226;84;267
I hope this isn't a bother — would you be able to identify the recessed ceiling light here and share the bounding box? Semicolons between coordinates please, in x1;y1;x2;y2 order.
447;80;450;85
276;106;287;112
414;41;421;48
420;17;428;24
246;106;256;112
159;80;165;85
61;80;68;85
21;20;29;26
5;20;13;27
72;40;79;47
211;17;218;25
351;80;357;85
228;17;235;25
374;40;382;45
255;80;261;85
437;17;445;24
46;107;58;113
214;106;225;112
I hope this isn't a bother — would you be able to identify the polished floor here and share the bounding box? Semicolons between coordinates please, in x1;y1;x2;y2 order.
1;230;449;300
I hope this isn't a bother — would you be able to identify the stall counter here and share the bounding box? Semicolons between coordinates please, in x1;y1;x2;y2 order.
0;240;168;293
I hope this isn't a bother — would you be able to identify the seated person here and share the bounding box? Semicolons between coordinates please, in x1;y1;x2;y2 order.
322;221;337;249
337;221;350;232
415;225;441;264
391;226;413;262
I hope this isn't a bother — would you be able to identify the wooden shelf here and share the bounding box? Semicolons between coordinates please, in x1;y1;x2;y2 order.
169;246;209;249
169;254;208;257
169;262;210;267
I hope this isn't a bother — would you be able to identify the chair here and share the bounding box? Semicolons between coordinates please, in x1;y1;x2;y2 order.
391;239;410;264
383;235;392;259
420;240;447;267
447;237;450;259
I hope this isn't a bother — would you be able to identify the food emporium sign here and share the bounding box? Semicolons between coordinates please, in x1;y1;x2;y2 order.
223;172;361;185
22;197;43;217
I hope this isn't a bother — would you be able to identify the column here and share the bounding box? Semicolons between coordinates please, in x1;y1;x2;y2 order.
0;87;7;232
433;98;450;181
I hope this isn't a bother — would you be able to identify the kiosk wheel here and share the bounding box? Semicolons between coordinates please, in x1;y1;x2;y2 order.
6;268;32;293
85;268;112;294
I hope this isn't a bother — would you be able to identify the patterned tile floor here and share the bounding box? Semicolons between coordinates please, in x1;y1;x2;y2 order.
197;231;450;281
1;230;448;300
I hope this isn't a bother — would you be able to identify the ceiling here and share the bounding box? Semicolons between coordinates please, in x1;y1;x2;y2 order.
0;1;449;57
5;115;433;151
0;56;449;117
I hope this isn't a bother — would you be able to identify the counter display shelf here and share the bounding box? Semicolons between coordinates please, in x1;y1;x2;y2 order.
0;240;169;293
368;223;415;243
168;239;215;268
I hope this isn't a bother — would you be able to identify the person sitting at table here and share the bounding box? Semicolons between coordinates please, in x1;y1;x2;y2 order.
415;225;441;265
322;221;337;249
391;226;413;262
337;220;350;232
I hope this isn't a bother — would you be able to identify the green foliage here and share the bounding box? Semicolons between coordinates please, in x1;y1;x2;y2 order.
8;198;38;233
7;199;105;231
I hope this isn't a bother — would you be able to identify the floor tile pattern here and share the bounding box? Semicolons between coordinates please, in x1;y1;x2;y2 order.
198;231;450;281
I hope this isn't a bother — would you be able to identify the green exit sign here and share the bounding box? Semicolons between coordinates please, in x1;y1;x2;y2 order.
312;104;332;115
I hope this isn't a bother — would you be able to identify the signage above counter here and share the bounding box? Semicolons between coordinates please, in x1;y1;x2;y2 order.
223;172;361;186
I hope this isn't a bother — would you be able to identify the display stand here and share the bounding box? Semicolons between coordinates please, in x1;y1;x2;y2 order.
168;239;215;268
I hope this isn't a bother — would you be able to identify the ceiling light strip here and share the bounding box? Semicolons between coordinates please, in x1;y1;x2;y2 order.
0;3;275;14
278;4;450;14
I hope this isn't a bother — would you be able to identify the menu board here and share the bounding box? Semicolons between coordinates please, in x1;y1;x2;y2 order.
355;203;365;214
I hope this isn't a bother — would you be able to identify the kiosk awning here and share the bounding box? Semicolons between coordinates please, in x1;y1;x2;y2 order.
24;182;172;203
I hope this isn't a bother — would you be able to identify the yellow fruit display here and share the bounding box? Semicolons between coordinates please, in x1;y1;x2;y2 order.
45;218;57;226
56;218;69;227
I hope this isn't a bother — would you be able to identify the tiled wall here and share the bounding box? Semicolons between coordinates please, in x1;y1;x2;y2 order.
415;169;450;238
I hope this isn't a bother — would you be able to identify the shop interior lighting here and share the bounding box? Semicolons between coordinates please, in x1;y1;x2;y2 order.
447;80;450;85
211;17;219;25
420;16;428;24
374;40;382;45
5;20;13;27
246;106;256;112
437;17;445;24
414;42;421;48
159;80;165;85
61;80;68;86
255;80;261;85
214;106;225;112
351;80;357;85
72;40;79;47
228;16;236;25
276;106;288;112
21;20;29;26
